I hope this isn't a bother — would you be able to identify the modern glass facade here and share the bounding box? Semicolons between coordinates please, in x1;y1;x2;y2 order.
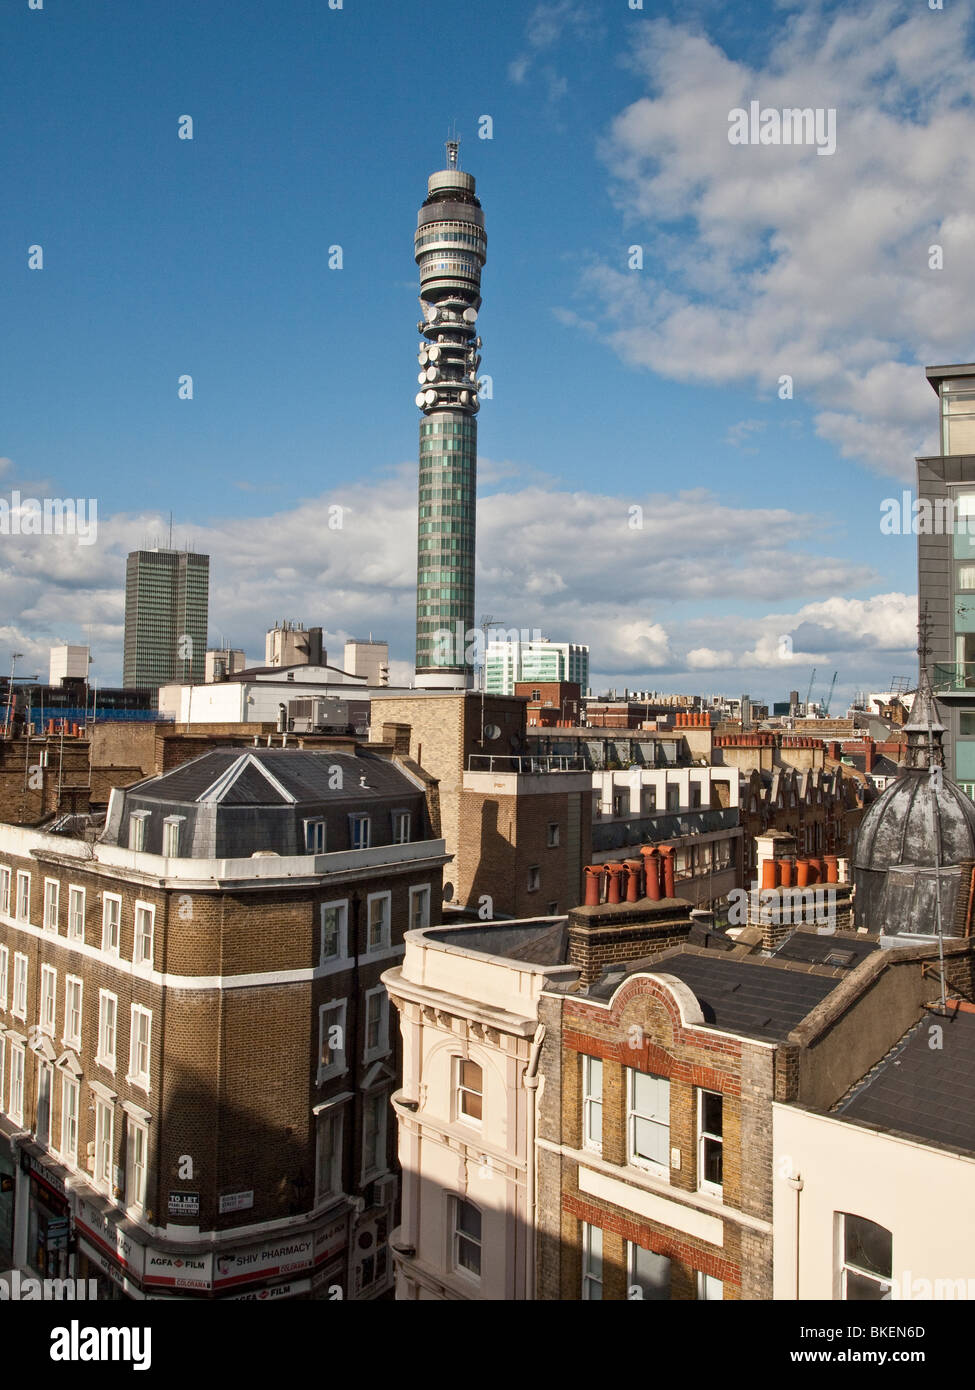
123;550;209;688
485;642;590;696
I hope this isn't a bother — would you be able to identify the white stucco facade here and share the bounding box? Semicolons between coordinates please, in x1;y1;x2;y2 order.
773;1103;975;1300
382;923;575;1300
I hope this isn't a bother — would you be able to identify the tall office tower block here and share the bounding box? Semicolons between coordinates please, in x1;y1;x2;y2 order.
413;142;487;688
919;362;975;791
123;549;209;688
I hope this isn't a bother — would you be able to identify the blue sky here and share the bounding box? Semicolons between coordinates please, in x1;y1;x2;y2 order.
2;0;972;703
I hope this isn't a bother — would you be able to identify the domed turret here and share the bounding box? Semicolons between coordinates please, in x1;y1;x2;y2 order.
853;665;975;938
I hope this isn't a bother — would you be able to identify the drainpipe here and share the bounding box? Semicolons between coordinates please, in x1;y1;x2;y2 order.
784;1173;803;1299
524;1023;546;1302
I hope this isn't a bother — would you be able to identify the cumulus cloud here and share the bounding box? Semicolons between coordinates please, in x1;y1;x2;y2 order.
0;454;903;694
574;1;975;479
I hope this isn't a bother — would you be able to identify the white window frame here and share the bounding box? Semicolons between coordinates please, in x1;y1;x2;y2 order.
697;1270;723;1301
0;1035;5;1112
101;892;122;956
304;819;326;854
60;1075;80;1166
97;990;118;1072
128;812;149;852
408;884;431;932
452;1196;482;1283
12;952;28;1021
583;1054;603;1152
319;900;348;966
39;964;57;1038
455;1056;483;1127
582;1222;603;1300
391;810;411;844
547;822;560;847
627;1241;672;1301
43;878;60;932
627;1068;670;1177
126;1117;149;1212
63;975;83;1050
0;865;10;916
527;865;540;892
350;813;371;850
365;891;391;953
0;945;7;1010
360;1087;388;1183
363;986;389;1062
697;1089;723;1196
317;1000;347;1083
9;1043;25;1125
127;1004;152;1091
94;1097;114;1191
67;884;86;941
314;1105;344;1205
133;901;155;967
162;816;183;857
839;1213;893;1299
15;870;30;922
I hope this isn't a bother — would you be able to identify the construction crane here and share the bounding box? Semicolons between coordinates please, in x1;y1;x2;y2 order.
822;671;838;718
804;667;816;717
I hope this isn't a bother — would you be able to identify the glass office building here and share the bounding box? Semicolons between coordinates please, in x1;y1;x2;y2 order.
123;549;209;689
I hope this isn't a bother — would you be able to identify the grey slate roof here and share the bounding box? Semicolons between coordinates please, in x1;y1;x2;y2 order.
834;1007;975;1155
138;749;411;806
591;950;842;1040
773;931;880;969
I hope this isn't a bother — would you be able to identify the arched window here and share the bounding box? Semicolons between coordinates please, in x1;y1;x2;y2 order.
839;1213;892;1299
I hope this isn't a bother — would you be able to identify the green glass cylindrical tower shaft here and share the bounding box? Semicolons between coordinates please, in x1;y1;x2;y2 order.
413;143;486;686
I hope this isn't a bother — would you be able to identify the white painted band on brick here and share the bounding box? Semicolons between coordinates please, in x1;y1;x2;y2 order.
0;909;404;990
577;1163;724;1245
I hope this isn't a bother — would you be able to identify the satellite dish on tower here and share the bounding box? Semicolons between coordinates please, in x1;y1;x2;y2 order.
463;307;477;322
424;388;436;405
415;392;426;408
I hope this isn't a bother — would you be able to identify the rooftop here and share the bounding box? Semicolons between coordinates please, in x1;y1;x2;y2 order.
833;1005;975;1155
587;948;845;1041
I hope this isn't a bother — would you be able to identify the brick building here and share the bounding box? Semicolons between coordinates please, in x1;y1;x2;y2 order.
371;691;593;917
536;917;974;1302
383;887;975;1301
516;681;581;728
0;745;448;1300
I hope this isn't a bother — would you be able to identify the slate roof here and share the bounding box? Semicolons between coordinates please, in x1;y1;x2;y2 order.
135;749;412;806
589;950;842;1040
773;931;879;969
833;1006;975;1154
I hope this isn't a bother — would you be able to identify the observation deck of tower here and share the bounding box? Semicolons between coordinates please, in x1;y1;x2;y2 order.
413;141;486;688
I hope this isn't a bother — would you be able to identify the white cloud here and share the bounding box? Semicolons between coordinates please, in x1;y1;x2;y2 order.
686;647;735;670
576;2;975;480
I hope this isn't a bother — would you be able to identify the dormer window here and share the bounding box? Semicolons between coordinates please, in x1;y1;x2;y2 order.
304;819;326;854
128;811;150;852
162;817;184;858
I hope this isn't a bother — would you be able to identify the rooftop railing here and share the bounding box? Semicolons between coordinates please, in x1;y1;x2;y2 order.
466;754;589;773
